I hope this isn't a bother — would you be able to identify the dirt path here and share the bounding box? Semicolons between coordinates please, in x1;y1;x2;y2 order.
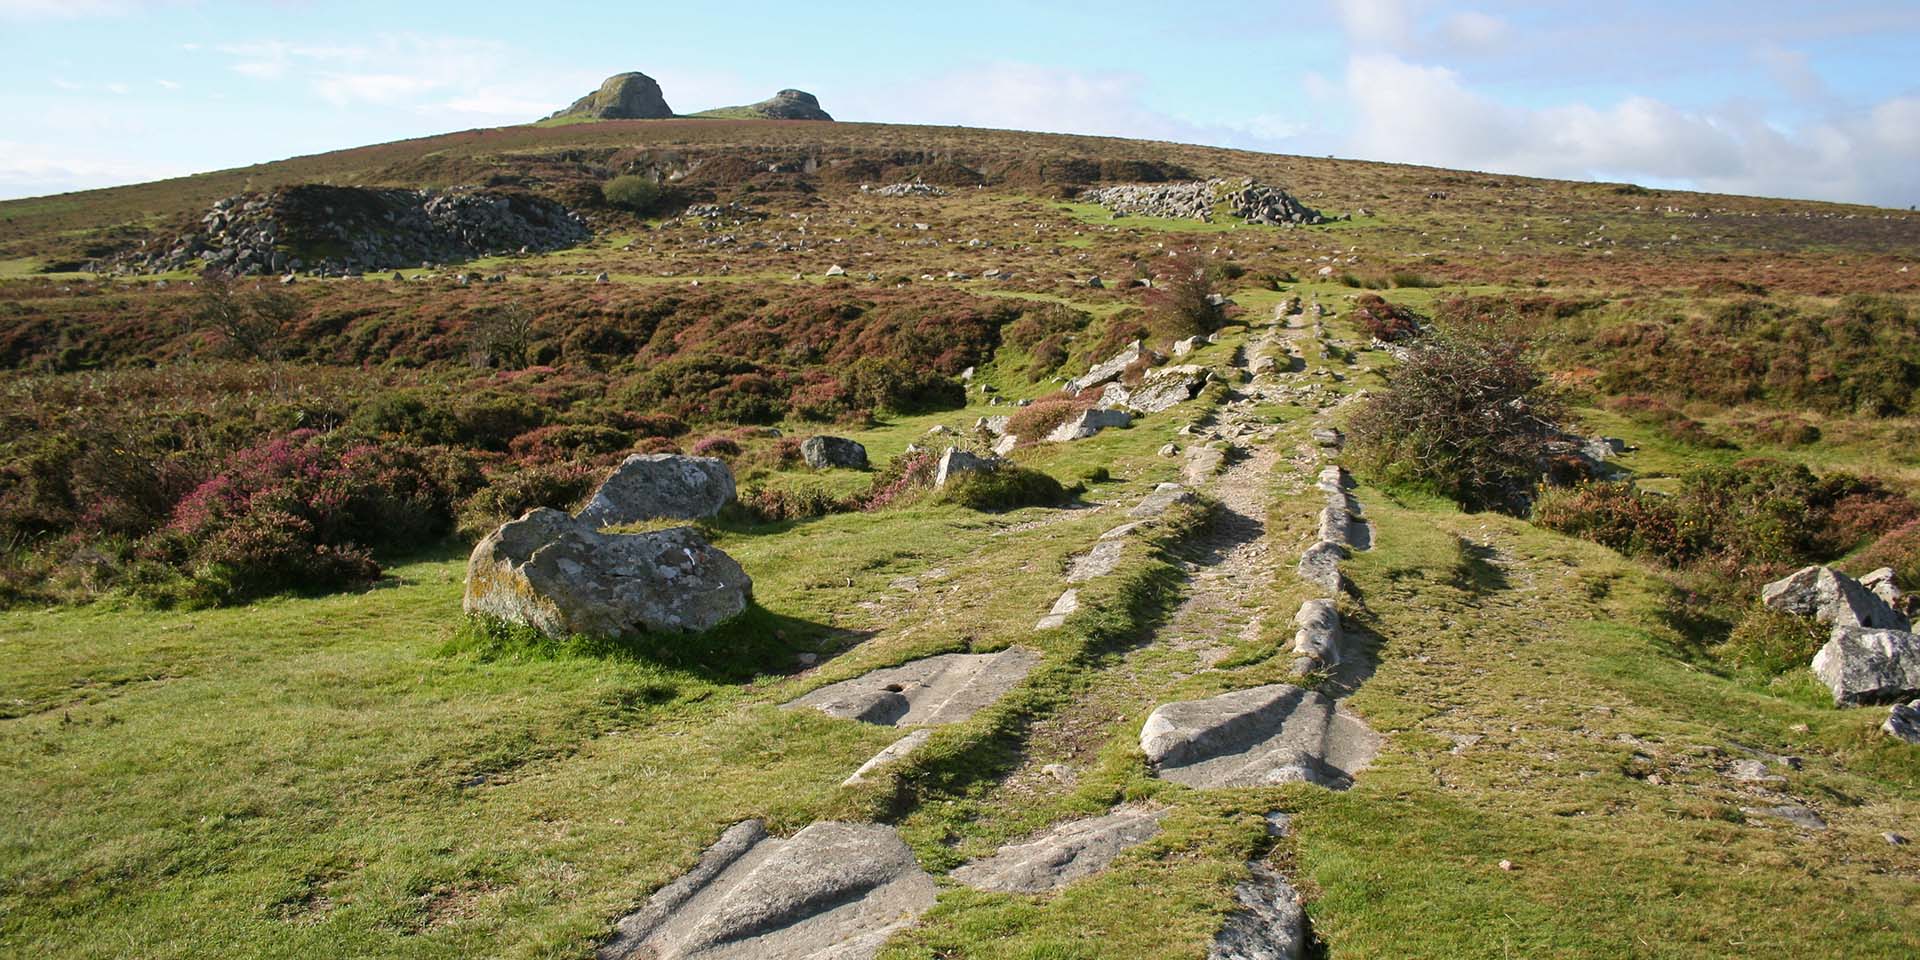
1158;441;1281;667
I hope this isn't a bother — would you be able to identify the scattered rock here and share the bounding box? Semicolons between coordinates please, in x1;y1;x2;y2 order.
465;509;750;637
1762;565;1910;631
934;447;996;486
1882;699;1920;744
992;434;1019;456
1183;445;1228;485
1110;365;1210;414
598;820;935;960
951;806;1165;893
1812;626;1920;705
1066;539;1128;584
1861;567;1903;607
1310;428;1344;449
1724;758;1785;783
1066;340;1147;394
1740;805;1827;831
787;648;1041;726
1159;442;1180;457
801;436;868;470
1173;336;1199;357
825;264;847;277
1140;684;1379;790
1045;408;1131;442
577;454;736;526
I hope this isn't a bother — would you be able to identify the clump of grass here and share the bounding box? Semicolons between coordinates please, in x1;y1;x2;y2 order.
1721;606;1828;677
445;605;808;680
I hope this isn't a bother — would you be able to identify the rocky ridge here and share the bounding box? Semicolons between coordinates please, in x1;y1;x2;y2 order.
120;184;588;276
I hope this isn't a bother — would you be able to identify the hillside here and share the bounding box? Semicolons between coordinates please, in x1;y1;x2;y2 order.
1;116;1918;960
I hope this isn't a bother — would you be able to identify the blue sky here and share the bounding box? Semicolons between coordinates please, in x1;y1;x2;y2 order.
2;0;1916;206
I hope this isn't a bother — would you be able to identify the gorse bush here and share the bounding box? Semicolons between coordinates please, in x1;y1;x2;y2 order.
1348;333;1564;513
1533;459;1918;581
601;175;670;215
1351;293;1424;342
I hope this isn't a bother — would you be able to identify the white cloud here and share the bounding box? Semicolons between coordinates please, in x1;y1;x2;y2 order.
1335;0;1419;50
0;138;189;197
840;62;1307;154
1441;10;1507;51
1340;51;1920;206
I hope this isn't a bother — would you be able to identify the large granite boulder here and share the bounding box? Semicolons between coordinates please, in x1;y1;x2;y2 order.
1884;699;1920;744
934;447;995;486
1762;565;1910;631
464;508;750;637
548;71;673;120
744;89;834;120
1812;626;1920;706
577;454;736;526
801;435;868;470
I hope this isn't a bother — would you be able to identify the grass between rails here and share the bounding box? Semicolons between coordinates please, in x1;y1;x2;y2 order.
1294;490;1919;958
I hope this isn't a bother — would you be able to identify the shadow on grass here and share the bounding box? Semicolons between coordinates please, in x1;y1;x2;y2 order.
442;601;857;686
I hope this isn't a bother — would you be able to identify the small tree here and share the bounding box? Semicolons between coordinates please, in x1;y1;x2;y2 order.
1144;250;1225;341
193;268;296;362
468;301;536;370
602;175;668;215
1348;333;1564;513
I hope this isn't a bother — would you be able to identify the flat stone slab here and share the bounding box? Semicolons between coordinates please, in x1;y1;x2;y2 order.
1208;862;1305;960
1141;684;1379;790
950;805;1166;893
843;729;934;786
1066;539;1127;583
1318;493;1370;550
788;648;1042;726
1130;483;1200;519
599;820;936;960
1184;445;1229;485
1036;589;1080;630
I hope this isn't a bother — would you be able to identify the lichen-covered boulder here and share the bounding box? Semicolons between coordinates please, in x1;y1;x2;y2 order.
577;454;735;527
464;508;750;637
935;447;995;486
1762;565;1909;631
1045;408;1131;442
800;435;868;470
1812;626;1920;706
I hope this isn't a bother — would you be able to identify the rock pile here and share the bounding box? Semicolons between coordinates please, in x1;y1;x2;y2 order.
870;181;947;198
1758;565;1920;710
123;184;588;276
1077;178;1328;226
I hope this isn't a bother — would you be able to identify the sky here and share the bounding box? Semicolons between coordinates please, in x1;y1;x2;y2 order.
1;0;1917;206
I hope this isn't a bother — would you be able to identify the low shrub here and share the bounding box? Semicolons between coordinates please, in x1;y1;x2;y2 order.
1852;519;1920;591
602;175;671;215
1721;606;1829;676
456;462;597;540
937;466;1075;511
690;435;742;458
507;423;633;463
144;430;483;602
1352;293;1424;342
1005;393;1094;443
1349;333;1564;513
